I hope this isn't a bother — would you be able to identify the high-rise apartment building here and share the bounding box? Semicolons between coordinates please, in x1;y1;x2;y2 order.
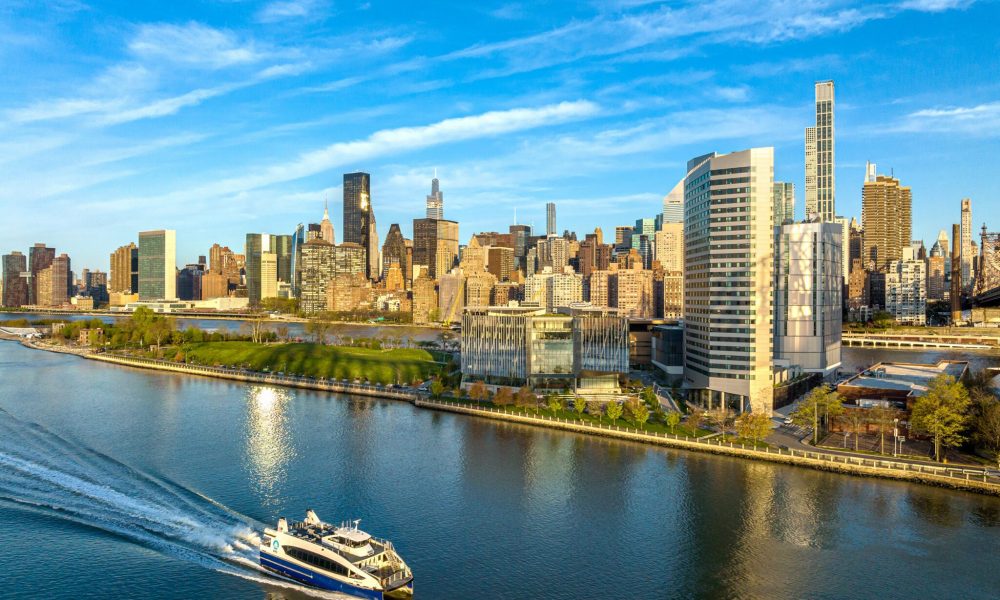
299;238;335;314
246;233;275;307
832;216;850;282
37;254;70;307
546;202;556;237
886;248;927;325
805;81;835;221
927;244;946;301
28;243;55;305
774;221;843;377
683;148;774;414
862;174;912;270
961;198;973;288
426;175;443;220
611;266;654;318
2;252;28;307
110;243;139;294
773;182;795;225
343;172;375;278
138;230;176;300
413;218;459;279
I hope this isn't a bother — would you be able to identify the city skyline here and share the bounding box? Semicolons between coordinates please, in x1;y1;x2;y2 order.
3;1;999;270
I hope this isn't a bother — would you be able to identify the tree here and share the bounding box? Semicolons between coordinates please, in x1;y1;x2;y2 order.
469;381;488;402
586;400;603;422
791;385;845;444
839;408;869;451
305;319;330;344
641;386;657;406
868;405;899;455
735;412;772;444
573;396;587;416
687;407;706;430
972;396;1000;466
706;406;734;431
547;395;563;414
632;403;650;428
430;379;445;398
666;411;681;433
605;401;623;423
515;386;536;411
872;310;896;328
910;374;971;462
493;387;514;406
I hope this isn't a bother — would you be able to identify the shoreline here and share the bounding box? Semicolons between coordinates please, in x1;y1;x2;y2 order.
0;308;448;330
14;339;1000;497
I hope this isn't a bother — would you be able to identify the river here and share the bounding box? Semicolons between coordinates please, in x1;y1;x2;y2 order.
1;340;998;599
0;312;444;345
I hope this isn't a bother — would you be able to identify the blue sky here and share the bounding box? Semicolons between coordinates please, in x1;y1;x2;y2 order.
2;0;998;269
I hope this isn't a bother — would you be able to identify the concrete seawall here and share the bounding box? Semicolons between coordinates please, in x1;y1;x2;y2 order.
415;399;1000;497
82;351;420;402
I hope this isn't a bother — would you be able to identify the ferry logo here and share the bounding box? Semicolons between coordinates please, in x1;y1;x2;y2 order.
272;539;280;550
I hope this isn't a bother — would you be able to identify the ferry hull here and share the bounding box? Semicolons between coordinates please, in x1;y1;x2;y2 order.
259;550;386;600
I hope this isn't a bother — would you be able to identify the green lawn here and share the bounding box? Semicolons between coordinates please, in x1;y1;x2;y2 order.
181;341;442;385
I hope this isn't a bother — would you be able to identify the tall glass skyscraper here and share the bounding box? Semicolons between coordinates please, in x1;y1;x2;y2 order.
426;175;443;220
805;81;835;222
546;202;556;236
343;172;374;278
138;230;176;300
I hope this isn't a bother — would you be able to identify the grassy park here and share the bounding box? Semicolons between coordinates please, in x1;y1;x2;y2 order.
181;341;444;385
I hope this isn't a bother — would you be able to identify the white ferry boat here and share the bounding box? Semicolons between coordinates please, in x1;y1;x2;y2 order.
259;509;413;599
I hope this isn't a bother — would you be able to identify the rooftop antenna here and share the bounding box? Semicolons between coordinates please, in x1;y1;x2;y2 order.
434;167;438;179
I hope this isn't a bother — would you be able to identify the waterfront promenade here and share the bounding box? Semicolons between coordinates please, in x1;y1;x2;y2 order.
18;339;1000;497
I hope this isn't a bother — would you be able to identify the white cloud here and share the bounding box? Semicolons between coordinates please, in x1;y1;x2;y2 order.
897;101;1000;135
897;0;974;11
99;100;602;209
256;0;329;23
490;3;528;20
128;22;263;69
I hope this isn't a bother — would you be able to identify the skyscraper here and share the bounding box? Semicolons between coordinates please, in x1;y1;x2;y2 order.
662;180;684;224
546;202;556;237
138;230;177;300
381;224;408;283
28;243;55;305
413;218;459;279
426;174;443;220
320;199;335;245
110;242;138;294
961;198;973;288
2;252;28;307
245;233;270;307
683;148;774;414
774;221;843;377
805;81;835;222
773;182;795;225
343;172;374;279
862;174;912;271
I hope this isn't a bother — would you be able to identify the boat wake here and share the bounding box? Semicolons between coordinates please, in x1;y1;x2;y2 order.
0;408;344;598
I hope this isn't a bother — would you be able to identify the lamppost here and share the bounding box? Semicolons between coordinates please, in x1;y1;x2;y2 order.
893;418;899;457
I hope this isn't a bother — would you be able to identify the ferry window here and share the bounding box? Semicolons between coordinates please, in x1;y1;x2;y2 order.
287;547;349;577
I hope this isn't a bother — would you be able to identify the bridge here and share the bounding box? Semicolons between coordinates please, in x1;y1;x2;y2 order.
842;332;995;350
974;228;1000;306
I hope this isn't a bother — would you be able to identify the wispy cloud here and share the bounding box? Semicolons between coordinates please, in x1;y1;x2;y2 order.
129;22;264;69
256;0;330;23
490;3;528;20
896;101;1000;135
742;54;845;78
105;100;603;206
897;0;975;12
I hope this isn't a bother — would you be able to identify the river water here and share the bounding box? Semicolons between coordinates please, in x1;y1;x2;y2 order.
0;312;444;344
1;340;999;599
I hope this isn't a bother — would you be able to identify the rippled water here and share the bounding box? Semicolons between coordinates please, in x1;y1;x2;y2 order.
1;340;999;599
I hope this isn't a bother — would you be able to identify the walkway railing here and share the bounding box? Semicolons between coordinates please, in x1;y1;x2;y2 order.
416;398;1000;491
90;353;421;401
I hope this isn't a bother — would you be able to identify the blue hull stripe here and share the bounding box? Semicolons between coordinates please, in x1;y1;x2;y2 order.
259;550;384;600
